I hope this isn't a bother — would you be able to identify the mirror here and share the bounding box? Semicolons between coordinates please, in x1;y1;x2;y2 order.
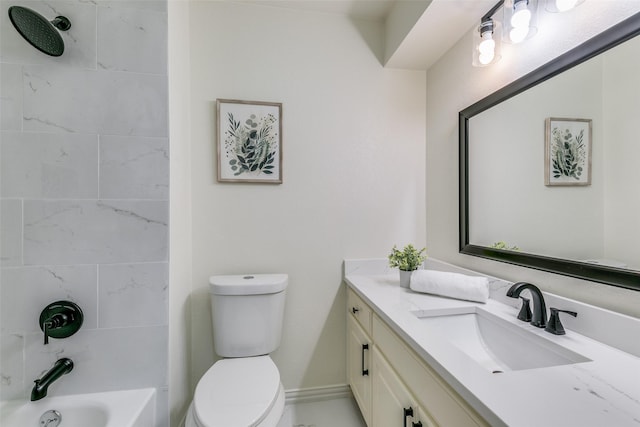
459;12;640;291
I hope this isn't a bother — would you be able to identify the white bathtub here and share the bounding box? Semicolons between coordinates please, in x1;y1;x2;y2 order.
0;388;155;427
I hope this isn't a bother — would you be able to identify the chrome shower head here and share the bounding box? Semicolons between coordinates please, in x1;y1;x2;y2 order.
8;5;71;57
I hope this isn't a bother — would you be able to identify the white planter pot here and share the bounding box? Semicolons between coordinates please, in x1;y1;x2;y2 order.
399;270;415;288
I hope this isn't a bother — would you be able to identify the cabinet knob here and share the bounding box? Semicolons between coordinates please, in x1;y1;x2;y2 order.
352;307;360;314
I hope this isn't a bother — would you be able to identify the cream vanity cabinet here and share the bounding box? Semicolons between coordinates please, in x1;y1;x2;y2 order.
347;288;373;426
347;288;489;427
371;346;434;427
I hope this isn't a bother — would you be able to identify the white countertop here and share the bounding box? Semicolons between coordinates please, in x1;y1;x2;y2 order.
344;259;640;427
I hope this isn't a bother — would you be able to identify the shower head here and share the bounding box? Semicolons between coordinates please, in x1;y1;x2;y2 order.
8;5;71;57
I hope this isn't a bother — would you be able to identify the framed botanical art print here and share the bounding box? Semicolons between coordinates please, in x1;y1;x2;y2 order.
216;99;283;184
544;117;592;186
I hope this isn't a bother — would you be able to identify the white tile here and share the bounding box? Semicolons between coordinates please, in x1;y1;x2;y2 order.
23;200;168;264
0;333;25;400
97;4;167;74
155;387;170;427
0;199;22;267
278;398;367;427
0;64;23;131
99;135;169;200
98;262;168;328
24;325;168;395
23;66;168;137
1;131;99;198
97;0;166;13
0;265;98;335
0;0;97;69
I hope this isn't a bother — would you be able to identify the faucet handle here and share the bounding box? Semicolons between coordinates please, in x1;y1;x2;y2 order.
517;297;532;322
39;301;83;345
545;308;577;335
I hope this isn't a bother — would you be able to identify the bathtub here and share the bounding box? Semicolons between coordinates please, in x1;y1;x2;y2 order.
0;388;155;427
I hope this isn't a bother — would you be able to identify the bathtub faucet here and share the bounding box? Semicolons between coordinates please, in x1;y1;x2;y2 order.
31;358;74;401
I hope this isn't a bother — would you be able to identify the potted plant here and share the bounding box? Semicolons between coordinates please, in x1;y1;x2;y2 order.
388;244;427;288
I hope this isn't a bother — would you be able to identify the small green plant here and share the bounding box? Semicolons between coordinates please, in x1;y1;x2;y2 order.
491;241;520;251
388;244;427;271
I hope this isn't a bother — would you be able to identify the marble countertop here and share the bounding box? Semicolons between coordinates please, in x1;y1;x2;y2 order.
344;259;640;427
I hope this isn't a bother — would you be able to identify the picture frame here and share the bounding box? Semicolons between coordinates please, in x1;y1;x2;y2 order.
544;117;592;186
216;99;283;184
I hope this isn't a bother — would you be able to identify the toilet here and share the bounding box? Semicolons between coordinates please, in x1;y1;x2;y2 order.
185;274;288;427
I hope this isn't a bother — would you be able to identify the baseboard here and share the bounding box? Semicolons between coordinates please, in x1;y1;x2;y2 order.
284;384;352;405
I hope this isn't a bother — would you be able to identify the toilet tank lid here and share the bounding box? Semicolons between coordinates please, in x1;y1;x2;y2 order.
209;274;288;295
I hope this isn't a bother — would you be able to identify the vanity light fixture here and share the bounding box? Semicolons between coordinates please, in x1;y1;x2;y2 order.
546;0;585;13
472;0;551;66
503;0;538;44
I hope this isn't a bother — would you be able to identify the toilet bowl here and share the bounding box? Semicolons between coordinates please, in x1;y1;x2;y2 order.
185;356;285;427
186;274;288;427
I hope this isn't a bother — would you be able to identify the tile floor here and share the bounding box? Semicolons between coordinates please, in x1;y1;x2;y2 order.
277;397;367;427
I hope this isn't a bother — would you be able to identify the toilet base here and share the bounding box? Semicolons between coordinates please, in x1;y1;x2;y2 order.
185;382;285;427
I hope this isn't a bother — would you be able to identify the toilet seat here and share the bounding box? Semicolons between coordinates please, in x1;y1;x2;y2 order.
193;356;282;427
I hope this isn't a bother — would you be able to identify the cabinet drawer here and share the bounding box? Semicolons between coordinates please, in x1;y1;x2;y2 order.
373;314;489;427
347;288;372;336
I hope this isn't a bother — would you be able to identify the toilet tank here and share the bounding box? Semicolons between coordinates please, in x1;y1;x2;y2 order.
209;274;287;358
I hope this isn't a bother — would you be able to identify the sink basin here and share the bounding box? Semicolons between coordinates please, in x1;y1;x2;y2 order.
412;307;590;372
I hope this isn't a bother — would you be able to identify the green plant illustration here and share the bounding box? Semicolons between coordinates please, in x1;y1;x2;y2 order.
224;112;278;176
388;244;427;271
550;126;586;180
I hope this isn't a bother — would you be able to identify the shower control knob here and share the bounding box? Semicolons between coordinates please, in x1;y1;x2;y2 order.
39;301;83;345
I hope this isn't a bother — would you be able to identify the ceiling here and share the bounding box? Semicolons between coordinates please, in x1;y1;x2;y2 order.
238;0;497;69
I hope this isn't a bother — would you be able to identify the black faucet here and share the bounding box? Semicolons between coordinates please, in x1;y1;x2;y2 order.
506;282;547;328
31;358;74;401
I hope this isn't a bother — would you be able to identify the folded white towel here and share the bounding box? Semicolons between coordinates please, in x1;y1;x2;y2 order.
410;270;489;303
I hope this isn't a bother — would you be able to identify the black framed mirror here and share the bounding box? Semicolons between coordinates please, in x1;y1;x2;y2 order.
459;12;640;291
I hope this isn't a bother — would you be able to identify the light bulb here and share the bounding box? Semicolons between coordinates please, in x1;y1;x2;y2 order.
509;26;529;43
511;1;531;28
478;34;495;56
474;18;499;66
479;52;495;65
555;0;578;11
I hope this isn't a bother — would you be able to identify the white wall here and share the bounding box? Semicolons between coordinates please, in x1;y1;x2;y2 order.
168;0;192;425
426;3;640;317
187;1;425;391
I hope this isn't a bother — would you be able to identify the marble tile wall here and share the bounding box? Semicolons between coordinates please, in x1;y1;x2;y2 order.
0;1;169;425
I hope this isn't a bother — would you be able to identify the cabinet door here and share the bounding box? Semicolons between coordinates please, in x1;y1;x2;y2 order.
371;347;436;427
348;315;372;426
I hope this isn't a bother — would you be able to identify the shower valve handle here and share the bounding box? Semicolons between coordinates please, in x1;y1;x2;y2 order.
39;301;83;345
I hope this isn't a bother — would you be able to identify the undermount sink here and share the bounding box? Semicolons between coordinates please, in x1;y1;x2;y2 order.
411;307;591;372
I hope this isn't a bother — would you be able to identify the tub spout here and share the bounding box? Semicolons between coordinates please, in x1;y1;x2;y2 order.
31;358;73;401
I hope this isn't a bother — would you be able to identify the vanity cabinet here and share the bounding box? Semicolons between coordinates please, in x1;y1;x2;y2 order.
347;289;373;425
347;288;489;427
371;346;435;427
